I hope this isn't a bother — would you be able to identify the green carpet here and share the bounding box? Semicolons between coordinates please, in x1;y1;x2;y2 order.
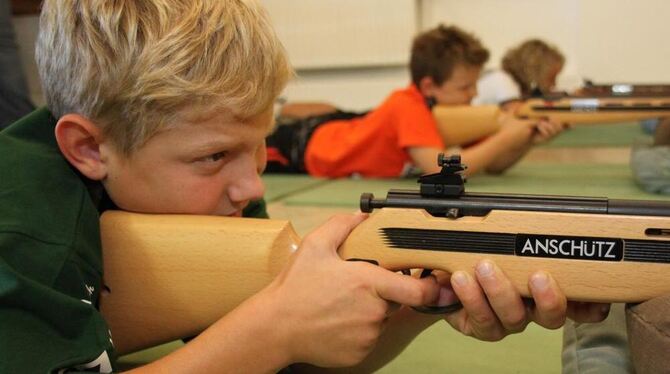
541;122;650;148
117;323;562;373
281;162;669;208
262;174;329;202
379;323;561;374
467;162;670;200
117;341;184;370
282;177;419;207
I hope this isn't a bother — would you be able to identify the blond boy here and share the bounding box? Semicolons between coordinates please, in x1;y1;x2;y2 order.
0;1;606;372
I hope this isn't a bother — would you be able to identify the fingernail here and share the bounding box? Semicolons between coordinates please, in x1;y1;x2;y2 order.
451;271;469;287
530;272;549;291
476;261;494;278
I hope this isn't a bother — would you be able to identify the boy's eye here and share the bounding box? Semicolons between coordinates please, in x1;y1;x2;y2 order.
201;151;228;162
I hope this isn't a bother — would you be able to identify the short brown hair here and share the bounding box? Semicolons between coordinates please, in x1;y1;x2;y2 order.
36;0;292;155
410;25;489;88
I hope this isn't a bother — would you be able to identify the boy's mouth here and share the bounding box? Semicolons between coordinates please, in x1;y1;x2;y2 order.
227;210;243;217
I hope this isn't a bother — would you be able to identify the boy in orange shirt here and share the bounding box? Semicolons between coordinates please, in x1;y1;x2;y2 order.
267;25;564;177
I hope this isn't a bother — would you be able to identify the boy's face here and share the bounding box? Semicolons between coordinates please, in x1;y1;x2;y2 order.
424;64;482;106
100;107;273;217
540;62;563;92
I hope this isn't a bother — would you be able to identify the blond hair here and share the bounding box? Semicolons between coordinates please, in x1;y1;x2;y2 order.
36;0;292;154
502;39;564;95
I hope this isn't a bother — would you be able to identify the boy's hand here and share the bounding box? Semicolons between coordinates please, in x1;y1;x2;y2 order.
497;113;565;145
496;114;539;142
265;213;443;368
442;260;610;341
531;118;565;144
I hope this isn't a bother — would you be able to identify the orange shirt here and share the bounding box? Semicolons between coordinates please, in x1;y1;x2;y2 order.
305;85;445;178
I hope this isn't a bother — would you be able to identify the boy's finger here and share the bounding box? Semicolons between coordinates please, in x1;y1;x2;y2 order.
527;271;567;329
449;270;502;333
302;212;368;256
372;268;442;306
474;260;528;332
534;123;551;137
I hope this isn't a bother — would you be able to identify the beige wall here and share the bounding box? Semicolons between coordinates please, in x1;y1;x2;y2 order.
279;0;670;110
12;1;669;110
422;0;670;91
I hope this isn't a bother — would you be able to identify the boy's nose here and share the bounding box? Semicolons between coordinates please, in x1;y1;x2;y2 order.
228;166;266;204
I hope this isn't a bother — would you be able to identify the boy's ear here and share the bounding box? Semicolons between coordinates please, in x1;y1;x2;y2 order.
418;76;438;97
54;114;108;181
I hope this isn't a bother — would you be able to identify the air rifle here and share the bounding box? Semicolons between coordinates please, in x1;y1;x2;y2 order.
100;155;670;354
434;96;670;146
579;81;670;97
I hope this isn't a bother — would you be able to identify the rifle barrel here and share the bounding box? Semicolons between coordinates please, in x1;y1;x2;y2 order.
361;190;670;217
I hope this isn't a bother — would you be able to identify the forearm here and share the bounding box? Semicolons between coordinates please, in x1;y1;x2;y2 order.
294;307;442;374
459;132;528;176
127;290;290;374
484;142;531;174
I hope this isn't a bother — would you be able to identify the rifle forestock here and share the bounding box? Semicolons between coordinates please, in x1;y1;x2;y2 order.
340;191;670;305
434;97;670;146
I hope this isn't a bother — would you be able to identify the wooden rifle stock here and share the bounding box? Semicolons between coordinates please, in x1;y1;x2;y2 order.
435;97;670;146
99;212;299;355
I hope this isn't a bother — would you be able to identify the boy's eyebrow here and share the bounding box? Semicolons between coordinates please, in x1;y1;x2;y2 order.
188;140;235;153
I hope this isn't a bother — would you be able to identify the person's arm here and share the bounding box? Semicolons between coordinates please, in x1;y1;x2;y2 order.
279;102;339;120
408;119;535;177
127;213;444;373
484;114;565;174
460;118;535;176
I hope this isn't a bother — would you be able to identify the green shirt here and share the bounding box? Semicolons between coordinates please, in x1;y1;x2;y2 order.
0;108;268;373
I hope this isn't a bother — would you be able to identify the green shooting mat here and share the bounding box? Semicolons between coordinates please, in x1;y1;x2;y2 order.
541;122;651;148
467;162;669;200
117;322;563;373
280;161;669;208
261;174;330;202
